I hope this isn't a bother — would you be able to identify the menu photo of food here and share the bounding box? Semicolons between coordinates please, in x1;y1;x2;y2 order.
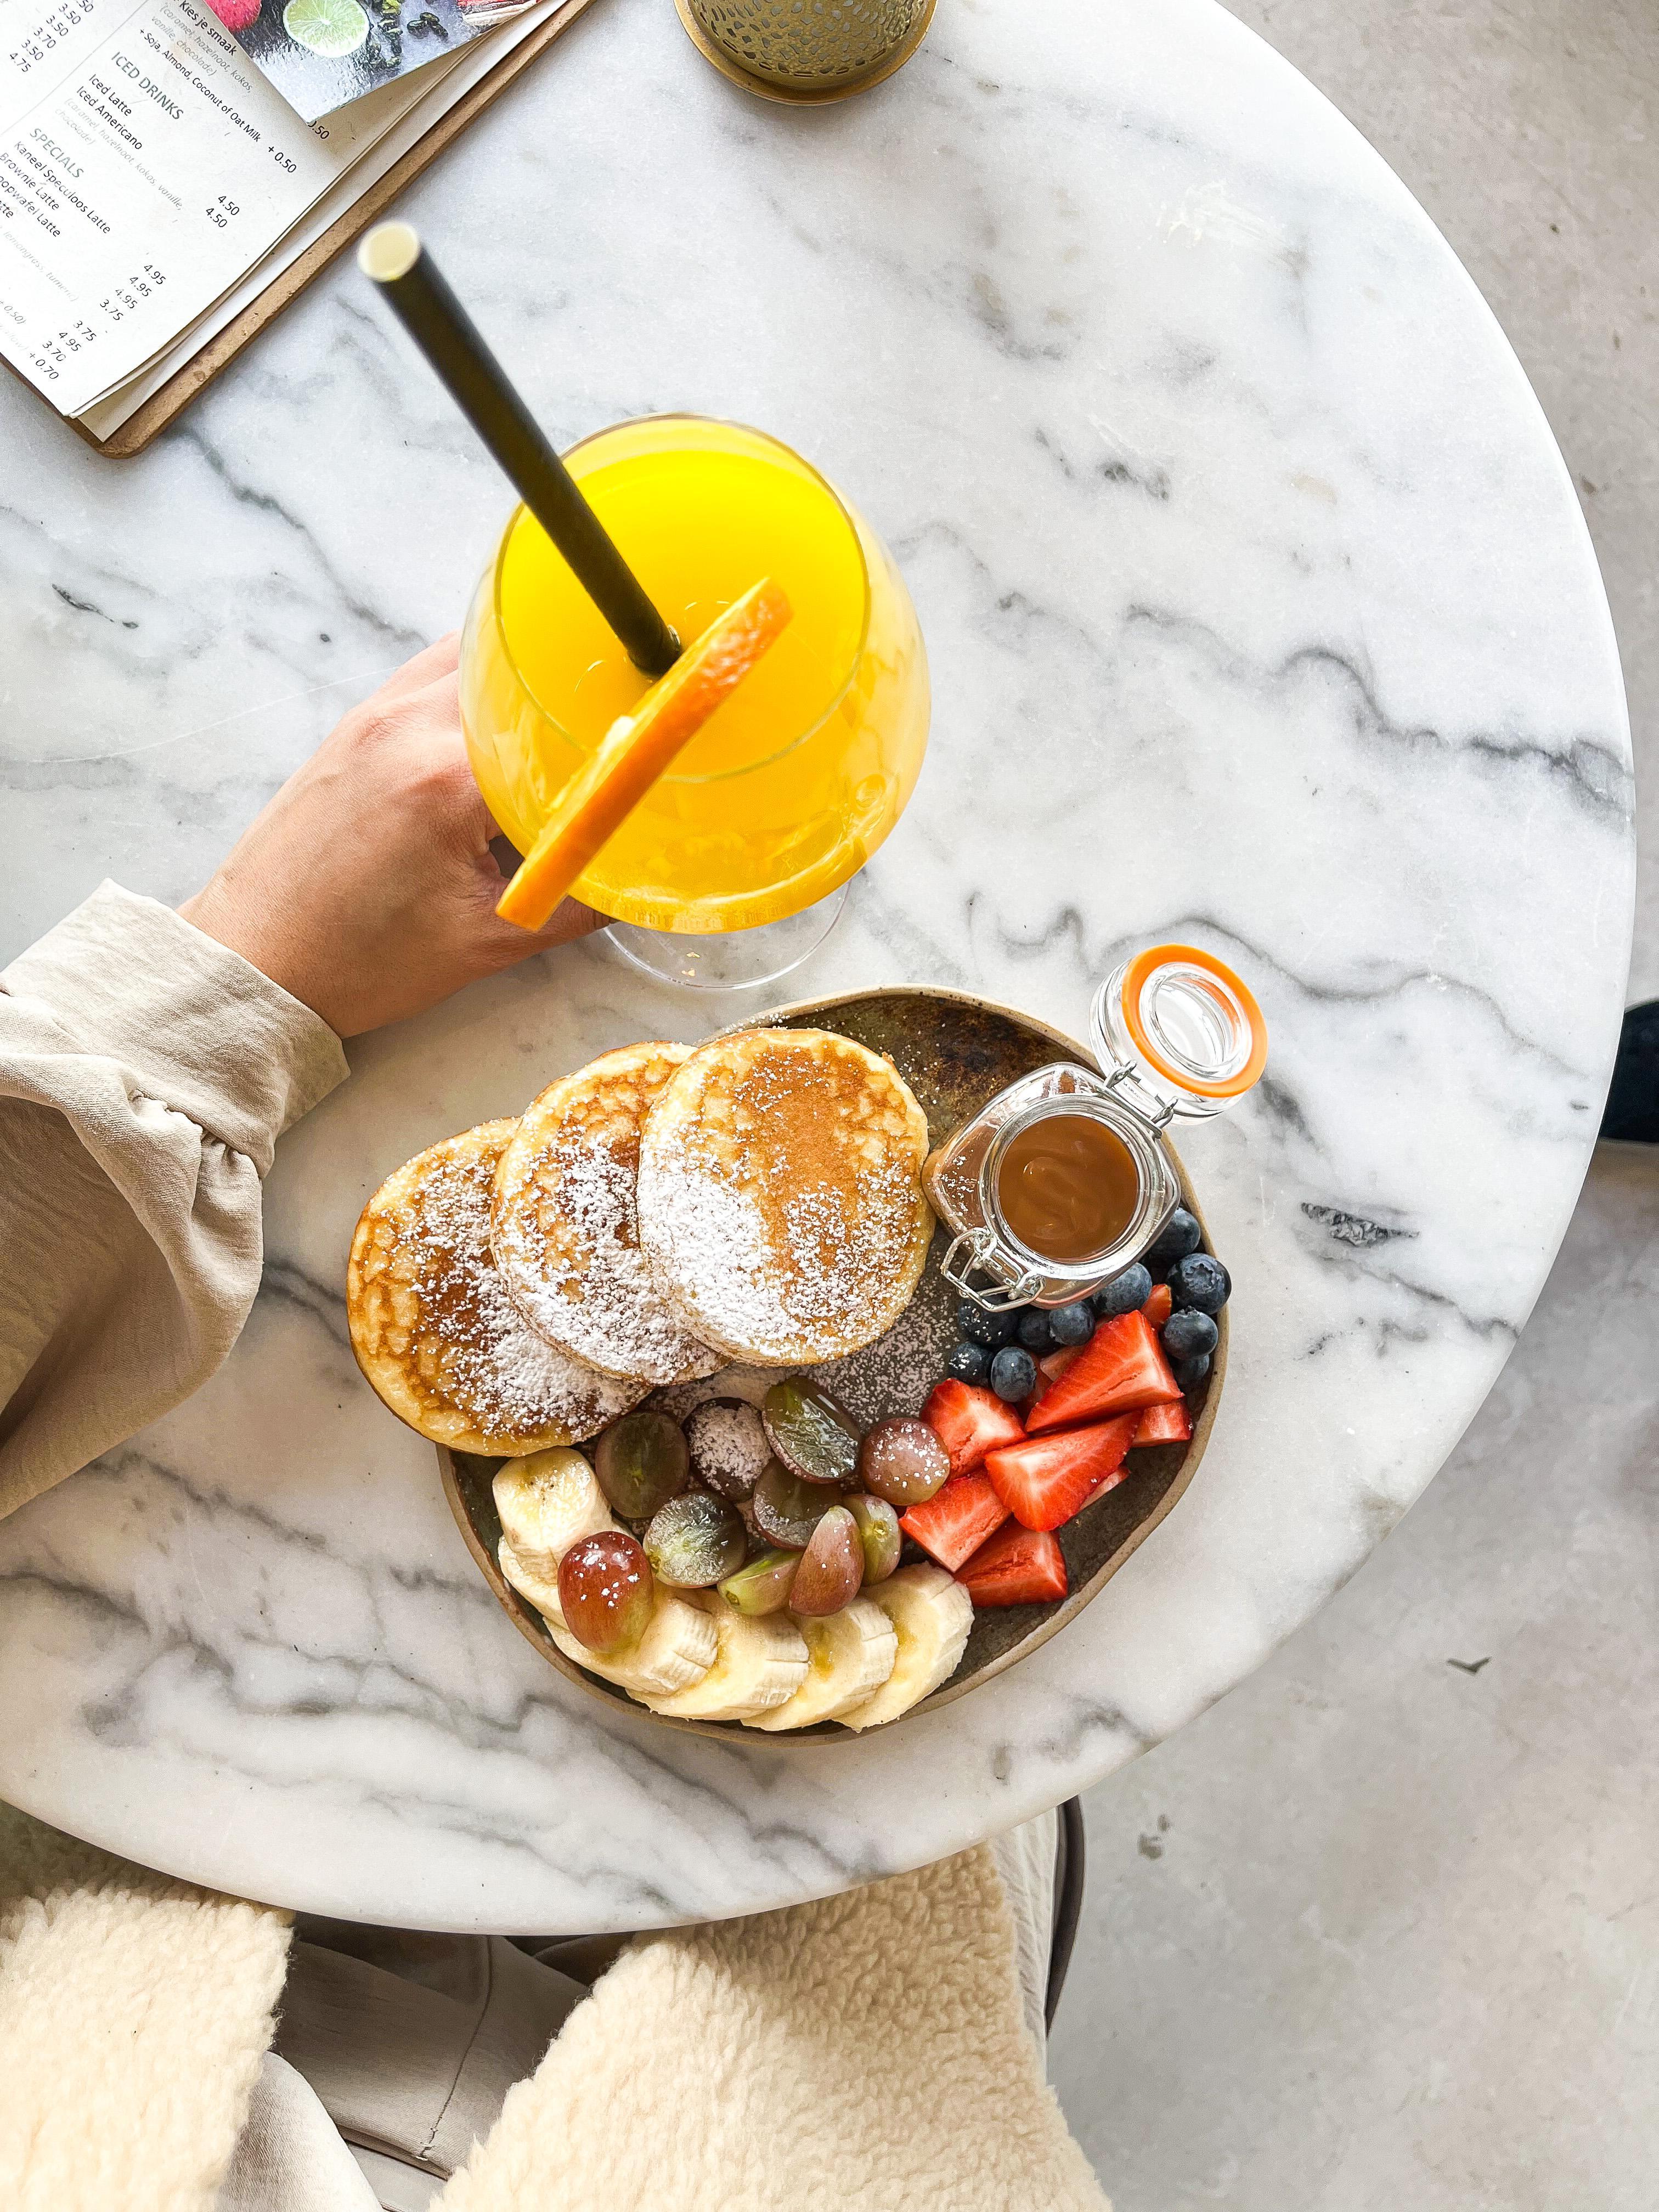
209;0;529;122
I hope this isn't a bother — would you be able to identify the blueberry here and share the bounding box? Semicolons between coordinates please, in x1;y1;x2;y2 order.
1167;1252;1231;1315
946;1340;990;1385
1173;1351;1212;1394
1144;1208;1203;1273
956;1297;1019;1348
1017;1307;1054;1353
989;1346;1037;1402
1049;1299;1096;1347
1093;1263;1152;1319
1161;1308;1219;1362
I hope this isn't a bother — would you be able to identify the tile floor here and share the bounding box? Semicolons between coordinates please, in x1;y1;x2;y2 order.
1051;9;1657;2198
1052;1145;1658;2207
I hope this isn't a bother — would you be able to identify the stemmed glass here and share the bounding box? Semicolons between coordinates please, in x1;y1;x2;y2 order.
460;414;929;989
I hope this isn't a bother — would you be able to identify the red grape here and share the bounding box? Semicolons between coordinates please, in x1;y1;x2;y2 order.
686;1397;770;1501
752;1460;834;1550
557;1531;654;1655
857;1416;949;1508
789;1505;864;1616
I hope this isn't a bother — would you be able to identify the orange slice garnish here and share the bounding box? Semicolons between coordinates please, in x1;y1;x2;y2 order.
496;578;793;932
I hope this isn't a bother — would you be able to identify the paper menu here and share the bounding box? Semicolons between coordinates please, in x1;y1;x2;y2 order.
0;0;448;413
75;0;563;440
2;0;118;132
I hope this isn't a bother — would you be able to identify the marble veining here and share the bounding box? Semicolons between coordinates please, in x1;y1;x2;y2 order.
0;0;1632;1929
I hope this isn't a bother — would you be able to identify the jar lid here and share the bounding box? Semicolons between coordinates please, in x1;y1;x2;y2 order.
1090;944;1267;1122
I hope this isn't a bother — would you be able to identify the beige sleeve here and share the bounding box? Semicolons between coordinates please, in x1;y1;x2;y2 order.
0;881;348;1520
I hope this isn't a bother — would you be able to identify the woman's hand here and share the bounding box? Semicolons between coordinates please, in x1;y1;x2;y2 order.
180;635;602;1038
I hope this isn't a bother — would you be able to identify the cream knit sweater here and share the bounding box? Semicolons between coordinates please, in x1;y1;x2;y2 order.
0;887;1109;2211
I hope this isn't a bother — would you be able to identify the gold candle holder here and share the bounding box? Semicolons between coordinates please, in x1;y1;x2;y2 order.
675;0;937;104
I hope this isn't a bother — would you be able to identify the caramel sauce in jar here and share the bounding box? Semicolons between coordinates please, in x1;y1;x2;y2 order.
995;1113;1140;1264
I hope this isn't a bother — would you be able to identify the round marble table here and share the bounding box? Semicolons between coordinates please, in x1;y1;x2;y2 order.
0;0;1632;1931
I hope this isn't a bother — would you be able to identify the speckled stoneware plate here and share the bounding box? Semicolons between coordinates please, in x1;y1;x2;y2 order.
439;986;1227;1743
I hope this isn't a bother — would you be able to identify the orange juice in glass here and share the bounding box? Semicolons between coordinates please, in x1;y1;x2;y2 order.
460;415;929;985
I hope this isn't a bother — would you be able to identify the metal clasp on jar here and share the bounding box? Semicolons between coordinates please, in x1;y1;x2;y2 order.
1098;1060;1180;1131
939;1227;1045;1311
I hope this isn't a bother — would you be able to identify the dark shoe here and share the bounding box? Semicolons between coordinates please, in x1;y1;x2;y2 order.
1602;1002;1659;1143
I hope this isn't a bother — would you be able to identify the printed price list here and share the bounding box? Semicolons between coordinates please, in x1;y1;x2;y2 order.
0;0;426;413
8;0;102;81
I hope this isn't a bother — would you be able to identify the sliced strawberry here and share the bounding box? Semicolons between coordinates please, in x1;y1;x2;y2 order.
1038;1345;1082;1384
921;1379;1025;1477
984;1414;1140;1531
957;1521;1068;1607
1025;1310;1180;1435
1025;1343;1078;1417
1143;1283;1173;1328
1134;1397;1192;1446
899;1471;1009;1570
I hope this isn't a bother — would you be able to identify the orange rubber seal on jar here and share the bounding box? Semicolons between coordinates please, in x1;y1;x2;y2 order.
1120;943;1268;1101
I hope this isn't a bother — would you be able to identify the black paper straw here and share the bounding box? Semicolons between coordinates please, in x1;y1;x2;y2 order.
359;222;680;679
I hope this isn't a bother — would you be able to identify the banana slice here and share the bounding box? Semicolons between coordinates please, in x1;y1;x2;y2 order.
836;1566;973;1731
546;1605;718;1699
493;1447;612;1581
499;1534;718;1698
644;1596;808;1723
745;1599;898;1731
498;1531;570;1623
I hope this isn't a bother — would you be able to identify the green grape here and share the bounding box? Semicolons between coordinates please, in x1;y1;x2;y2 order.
643;1490;746;1588
845;1493;901;1584
857;1415;949;1508
752;1459;835;1550
788;1505;864;1616
762;1379;861;1488
717;1548;799;1617
594;1411;690;1521
557;1530;654;1655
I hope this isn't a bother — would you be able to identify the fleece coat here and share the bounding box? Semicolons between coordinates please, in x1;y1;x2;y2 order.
0;1802;1109;2211
0;1803;290;2211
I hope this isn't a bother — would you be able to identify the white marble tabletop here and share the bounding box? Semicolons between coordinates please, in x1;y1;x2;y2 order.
0;0;1632;1932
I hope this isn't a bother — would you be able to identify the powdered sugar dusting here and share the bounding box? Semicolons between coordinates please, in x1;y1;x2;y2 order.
685;1398;770;1498
493;1048;717;1387
806;1227;958;1424
637;1030;932;1364
643;1163;926;1361
645;1247;956;1435
365;1130;641;1447
496;1124;710;1384
654;1364;777;1420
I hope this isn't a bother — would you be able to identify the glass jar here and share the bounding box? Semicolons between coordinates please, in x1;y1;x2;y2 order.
923;944;1267;1310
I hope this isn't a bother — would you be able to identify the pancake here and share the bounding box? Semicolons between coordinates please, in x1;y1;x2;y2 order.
636;1027;934;1367
491;1043;720;1386
348;1120;647;1454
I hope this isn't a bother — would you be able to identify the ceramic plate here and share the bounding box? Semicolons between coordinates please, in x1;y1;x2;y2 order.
439;987;1226;1741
